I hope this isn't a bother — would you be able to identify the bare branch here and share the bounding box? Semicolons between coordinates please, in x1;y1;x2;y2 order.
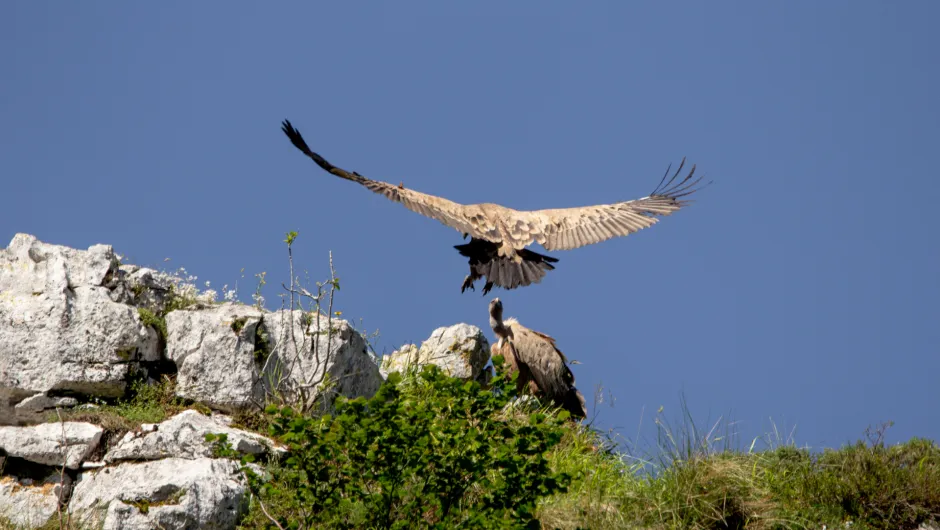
55;407;73;529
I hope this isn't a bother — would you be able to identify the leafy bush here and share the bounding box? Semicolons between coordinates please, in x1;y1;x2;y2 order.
229;361;572;529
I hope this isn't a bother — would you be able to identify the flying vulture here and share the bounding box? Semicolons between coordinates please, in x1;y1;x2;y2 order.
281;119;706;294
488;298;587;419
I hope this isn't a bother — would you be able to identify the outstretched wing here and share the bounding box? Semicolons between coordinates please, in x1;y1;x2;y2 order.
506;159;708;251
281;120;499;241
283;120;706;252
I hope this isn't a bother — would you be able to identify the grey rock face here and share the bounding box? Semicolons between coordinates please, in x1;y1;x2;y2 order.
263;310;383;407
0;234;159;423
165;304;266;412
69;457;248;530
117;266;179;313
105;409;278;463
0;476;62;529
0;422;103;469
14;394;79;415
0;234;398;528
381;323;490;380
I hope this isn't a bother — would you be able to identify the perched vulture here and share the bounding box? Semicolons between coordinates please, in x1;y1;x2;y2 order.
281;119;707;294
488;298;587;419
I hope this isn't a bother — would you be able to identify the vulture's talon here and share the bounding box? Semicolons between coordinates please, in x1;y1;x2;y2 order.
461;275;475;293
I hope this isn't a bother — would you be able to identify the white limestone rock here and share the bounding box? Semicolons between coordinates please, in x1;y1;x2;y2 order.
0;234;159;423
165;304;266;411
105;409;277;463
0;476;61;529
0;422;103;469
262;310;383;407
13;394;79;415
69;458;248;530
381;323;490;380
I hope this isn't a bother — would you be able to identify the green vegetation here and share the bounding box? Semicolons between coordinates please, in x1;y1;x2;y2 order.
537;429;939;529
136;281;202;342
15;235;933;530
253;323;271;366
220;360;570;529
125;488;187;515
204;366;939;530
16;351;939;530
56;376;191;432
0;517;74;530
137;307;166;341
164;282;202;312
231;316;249;334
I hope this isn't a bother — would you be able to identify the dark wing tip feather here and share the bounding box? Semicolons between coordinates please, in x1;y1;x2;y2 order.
280;119;335;173
650;157;712;202
280;120;310;154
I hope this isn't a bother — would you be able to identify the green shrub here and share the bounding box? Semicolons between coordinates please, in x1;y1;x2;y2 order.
229;361;571;529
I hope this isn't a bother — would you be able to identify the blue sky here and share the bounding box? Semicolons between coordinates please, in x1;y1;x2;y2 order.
3;2;938;451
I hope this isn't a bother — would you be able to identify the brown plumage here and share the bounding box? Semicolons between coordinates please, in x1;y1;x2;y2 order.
488;298;587;419
282;119;708;294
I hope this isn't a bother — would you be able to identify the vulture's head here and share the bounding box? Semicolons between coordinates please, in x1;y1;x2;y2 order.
489;298;512;347
488;298;503;322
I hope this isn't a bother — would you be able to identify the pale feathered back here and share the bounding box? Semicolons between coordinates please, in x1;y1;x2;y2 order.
489;301;587;419
504;318;585;416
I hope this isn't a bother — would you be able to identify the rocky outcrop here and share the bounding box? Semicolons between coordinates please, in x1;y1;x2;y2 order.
381;323;490;380
105;410;278;463
0;234;492;529
164;306;383;412
69;457;248;530
263;310;383;408
0;411;276;529
0;422;103;469
166;304;267;412
0;234;160;424
0;233;385;419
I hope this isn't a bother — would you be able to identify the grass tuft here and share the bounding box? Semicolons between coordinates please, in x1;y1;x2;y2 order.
535;419;939;530
55;376;187;432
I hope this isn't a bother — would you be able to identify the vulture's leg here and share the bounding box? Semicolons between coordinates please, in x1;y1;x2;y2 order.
460;275;476;293
482;281;494;295
461;266;482;293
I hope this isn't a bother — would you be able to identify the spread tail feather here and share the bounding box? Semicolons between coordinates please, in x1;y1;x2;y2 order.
455;238;558;290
